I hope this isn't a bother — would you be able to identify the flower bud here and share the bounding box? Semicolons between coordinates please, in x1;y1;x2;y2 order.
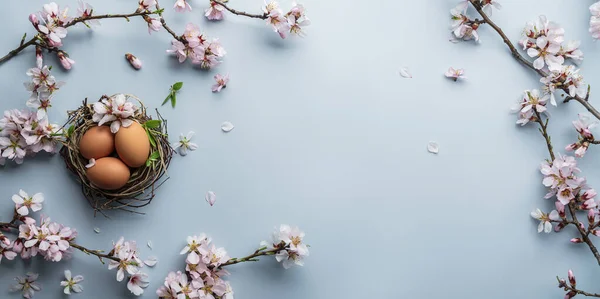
565;291;576;299
557;278;566;288
568;269;576;287
29;14;39;27
35;47;43;69
57;51;75;70
125;53;142;70
570;238;583;243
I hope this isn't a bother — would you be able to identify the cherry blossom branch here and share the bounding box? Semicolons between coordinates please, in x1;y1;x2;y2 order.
534;111;556;161
0;6;179;65
567;203;600;266
69;242;119;263
467;0;600;121
155;0;181;40
559;283;600;298
218;246;283;268
65;11;156;28
210;0;268;19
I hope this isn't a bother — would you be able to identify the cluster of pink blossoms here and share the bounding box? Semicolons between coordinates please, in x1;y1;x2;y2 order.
511;89;549;126
157;225;309;298
167;23;226;69
92;94;138;133
0;60;63;166
107;237;151;296
16;215;77;262
157;234;234;298
29;2;71;49
540;65;587;106
263;1;310;38
532;155;598;234
519;15;583;71
565;114;598;158
449;0;501;42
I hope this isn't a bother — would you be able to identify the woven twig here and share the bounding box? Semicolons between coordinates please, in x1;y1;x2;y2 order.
59;95;173;216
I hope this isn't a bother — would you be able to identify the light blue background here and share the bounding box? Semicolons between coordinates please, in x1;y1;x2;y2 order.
1;0;600;298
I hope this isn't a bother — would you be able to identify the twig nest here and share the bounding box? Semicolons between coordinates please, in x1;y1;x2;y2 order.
59;94;173;215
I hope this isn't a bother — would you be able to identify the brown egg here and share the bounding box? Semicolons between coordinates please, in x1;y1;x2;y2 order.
115;121;150;168
86;157;130;190
79;126;115;159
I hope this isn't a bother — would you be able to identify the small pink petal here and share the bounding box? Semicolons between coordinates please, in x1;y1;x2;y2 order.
399;67;412;78
205;191;216;206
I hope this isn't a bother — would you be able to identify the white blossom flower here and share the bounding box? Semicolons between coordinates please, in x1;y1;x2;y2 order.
444;67;466;81
530;208;560;233
12;190;44;216
10;273;41;299
60;270;84;294
172;131;198;156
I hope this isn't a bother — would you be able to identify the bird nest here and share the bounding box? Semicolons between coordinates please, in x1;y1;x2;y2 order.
59;95;173;215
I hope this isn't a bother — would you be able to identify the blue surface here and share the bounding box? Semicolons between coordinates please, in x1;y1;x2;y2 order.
2;0;600;298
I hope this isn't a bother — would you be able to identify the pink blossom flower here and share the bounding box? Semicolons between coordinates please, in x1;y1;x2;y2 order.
29;14;40;28
444;67;466;81
527;37;564;70
38;18;68;46
174;0;192;12
272;224;309;268
0;136;27;164
108;237;143;282
172;131;198;156
12;190;44;216
91;94;137;133
166;40;188;63
144;16;162;34
77;0;100;27
10;273;41;299
514;89;549;114
125;53;143;70
180;234;209;255
138;0;157;11
127;273;149;296
57;51;75;70
205;2;225;20
481;0;502;16
212;74;229;92
0;241;17;263
590;2;600;39
540;155;585;204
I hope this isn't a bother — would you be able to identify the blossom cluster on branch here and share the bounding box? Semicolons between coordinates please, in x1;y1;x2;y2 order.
157;224;309;298
450;1;600;298
0;190;154;296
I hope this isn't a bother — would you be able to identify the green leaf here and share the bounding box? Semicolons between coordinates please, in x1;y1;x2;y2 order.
146;158;152;167
172;82;183;91
149;151;160;160
161;94;172;106
144;120;162;129
171;94;177;108
146;130;157;147
67;125;75;137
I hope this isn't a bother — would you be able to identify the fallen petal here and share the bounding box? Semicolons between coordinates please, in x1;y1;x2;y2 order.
147;241;153;250
221;121;234;132
427;141;439;154
85;158;96;169
206;191;216;206
399;67;412;78
144;256;158;267
93;227;101;234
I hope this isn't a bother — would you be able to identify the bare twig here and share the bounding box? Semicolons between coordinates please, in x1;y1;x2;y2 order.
533;111;555;161
211;0;268;19
218;246;283;268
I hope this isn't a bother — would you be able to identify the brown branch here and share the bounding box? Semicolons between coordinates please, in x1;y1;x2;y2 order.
218;246;283;268
0;222;17;229
533;111;555;161
65;11;154;28
155;0;181;41
559;277;600;297
211;0;268;19
0;6;182;65
567;203;600;266
467;0;600;121
69;242;119;263
0;37;38;65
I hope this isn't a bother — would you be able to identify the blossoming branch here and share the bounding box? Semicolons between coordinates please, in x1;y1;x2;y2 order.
451;1;600;298
0;190;155;296
173;0;310;39
157;224;309;298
